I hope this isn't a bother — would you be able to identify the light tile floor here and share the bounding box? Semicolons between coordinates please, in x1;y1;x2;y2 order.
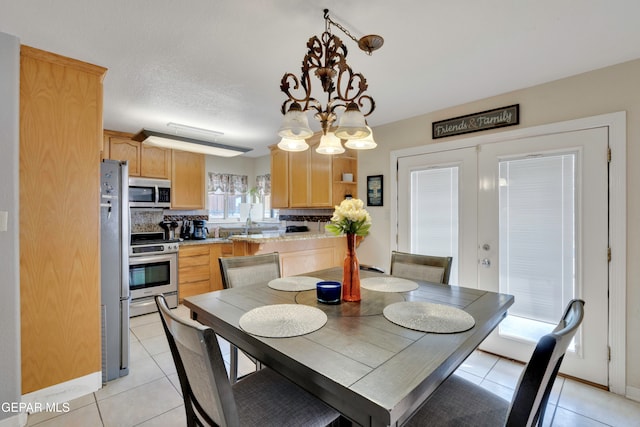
26;306;640;427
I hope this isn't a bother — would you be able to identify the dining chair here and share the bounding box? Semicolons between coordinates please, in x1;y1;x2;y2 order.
403;299;585;427
219;252;281;289
218;252;280;383
360;263;385;273
389;250;453;284
154;294;340;427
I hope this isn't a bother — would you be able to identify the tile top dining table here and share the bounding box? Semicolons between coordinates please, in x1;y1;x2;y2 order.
183;267;514;427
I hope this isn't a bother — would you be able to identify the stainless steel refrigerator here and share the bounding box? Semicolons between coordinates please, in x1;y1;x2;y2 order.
100;159;130;382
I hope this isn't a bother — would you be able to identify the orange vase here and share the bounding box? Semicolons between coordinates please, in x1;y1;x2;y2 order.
342;233;361;302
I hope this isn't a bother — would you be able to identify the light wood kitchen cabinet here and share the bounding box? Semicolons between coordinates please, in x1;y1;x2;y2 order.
140;144;172;178
104;130;171;179
289;147;312;207
331;149;358;206
171;150;205;209
109;135;141;175
20;45;106;394
270;133;357;208
289;135;332;207
270;146;289;208
178;242;233;301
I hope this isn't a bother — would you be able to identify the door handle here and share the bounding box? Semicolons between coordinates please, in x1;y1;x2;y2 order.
480;258;491;267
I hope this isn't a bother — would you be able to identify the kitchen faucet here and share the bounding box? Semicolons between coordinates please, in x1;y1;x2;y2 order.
244;214;252;235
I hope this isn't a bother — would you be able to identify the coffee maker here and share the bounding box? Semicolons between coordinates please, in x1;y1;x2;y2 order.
192;220;208;240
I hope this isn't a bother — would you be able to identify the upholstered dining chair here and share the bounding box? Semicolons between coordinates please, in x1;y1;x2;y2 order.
218;252;280;383
219;252;281;289
389;250;453;285
155;294;340;427
403;299;585;427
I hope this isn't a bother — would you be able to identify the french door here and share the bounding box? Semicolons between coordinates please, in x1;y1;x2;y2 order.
397;127;609;385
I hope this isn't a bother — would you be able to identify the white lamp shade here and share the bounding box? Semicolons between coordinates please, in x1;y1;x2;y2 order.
334;103;370;139
277;104;313;139
315;132;345;155
344;126;377;150
277;137;309;152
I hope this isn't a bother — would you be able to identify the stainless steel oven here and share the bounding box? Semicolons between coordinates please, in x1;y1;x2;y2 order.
129;232;179;316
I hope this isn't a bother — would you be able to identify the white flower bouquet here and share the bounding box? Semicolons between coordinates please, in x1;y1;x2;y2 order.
326;198;371;236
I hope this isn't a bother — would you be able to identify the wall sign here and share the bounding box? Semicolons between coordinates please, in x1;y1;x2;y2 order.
432;104;519;139
367;175;383;206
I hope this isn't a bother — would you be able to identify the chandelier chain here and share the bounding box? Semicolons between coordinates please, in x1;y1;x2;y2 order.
324;10;360;47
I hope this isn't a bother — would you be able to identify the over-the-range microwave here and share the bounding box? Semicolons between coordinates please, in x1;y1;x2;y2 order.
128;177;171;208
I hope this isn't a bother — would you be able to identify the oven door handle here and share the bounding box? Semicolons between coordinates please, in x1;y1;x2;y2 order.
129;253;177;264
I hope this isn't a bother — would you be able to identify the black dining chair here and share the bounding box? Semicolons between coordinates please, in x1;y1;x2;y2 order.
218;252;281;383
154;294;340;427
402;299;585;427
390;250;453;285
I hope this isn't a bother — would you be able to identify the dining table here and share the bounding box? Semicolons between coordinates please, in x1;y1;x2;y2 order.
183;267;514;427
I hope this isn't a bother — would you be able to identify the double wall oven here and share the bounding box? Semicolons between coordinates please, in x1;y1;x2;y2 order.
129;232;179;316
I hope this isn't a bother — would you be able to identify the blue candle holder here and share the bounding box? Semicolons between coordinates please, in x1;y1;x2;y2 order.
316;281;341;304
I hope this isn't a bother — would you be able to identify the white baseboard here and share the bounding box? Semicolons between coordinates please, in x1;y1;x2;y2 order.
0;413;25;427
20;371;101;417
626;385;640;403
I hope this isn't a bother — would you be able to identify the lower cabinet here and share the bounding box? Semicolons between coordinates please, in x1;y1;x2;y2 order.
231;236;346;277
178;243;233;301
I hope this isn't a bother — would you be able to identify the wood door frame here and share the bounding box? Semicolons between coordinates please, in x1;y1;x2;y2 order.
390;111;626;394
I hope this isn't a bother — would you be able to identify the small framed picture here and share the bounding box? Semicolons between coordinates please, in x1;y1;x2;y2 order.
367;175;383;206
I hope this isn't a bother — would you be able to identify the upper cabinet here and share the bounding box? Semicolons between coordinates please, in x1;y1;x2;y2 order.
140;145;172;178
270;146;289;208
104;130;171;179
330;150;358;207
171;150;205;210
270;132;357;208
105;130;205;210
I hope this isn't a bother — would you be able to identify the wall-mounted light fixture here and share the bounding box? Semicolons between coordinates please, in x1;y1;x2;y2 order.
133;123;252;157
277;9;383;154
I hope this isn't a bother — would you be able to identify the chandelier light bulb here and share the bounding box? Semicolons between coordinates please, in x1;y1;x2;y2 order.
278;103;313;140
335;102;370;140
344;126;377;150
277;137;309;152
315;132;345;155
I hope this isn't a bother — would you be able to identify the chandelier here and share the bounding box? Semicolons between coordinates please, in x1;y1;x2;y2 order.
277;9;383;154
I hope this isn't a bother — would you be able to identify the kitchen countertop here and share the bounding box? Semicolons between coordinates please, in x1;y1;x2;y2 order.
179;238;232;246
179;232;340;246
229;232;341;243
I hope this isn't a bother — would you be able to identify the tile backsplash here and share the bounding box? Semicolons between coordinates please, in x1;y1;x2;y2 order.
130;209;164;232
130;208;209;234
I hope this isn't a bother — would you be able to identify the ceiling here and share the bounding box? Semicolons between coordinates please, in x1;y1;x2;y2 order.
3;1;640;157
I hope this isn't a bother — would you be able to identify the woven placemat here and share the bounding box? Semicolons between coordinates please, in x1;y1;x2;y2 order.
268;276;323;291
383;302;475;333
360;277;419;292
239;304;327;338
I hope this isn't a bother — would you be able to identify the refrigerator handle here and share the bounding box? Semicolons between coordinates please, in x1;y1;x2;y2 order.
120;161;130;300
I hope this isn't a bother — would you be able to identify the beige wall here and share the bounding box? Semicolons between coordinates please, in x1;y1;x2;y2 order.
356;58;640;392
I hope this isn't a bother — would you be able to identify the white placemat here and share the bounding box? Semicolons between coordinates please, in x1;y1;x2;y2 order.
239;304;327;338
268;276;323;292
383;302;475;333
360;276;419;292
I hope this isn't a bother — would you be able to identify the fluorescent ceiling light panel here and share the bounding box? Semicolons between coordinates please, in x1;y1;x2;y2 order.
134;130;252;157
